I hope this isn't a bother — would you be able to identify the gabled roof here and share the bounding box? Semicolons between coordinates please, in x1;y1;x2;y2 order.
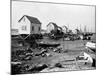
18;15;41;24
62;26;68;29
47;22;63;31
47;22;58;28
47;22;62;30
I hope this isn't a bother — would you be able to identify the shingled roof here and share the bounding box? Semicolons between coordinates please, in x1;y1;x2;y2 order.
18;15;41;24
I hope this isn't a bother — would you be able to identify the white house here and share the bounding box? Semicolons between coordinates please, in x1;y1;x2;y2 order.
18;15;41;34
47;22;61;33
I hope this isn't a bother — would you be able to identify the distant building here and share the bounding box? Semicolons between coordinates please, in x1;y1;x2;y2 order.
47;22;62;33
62;26;68;33
47;22;58;33
18;15;41;34
11;29;19;35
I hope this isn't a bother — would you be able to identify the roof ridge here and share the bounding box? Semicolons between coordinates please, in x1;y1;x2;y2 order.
18;15;41;24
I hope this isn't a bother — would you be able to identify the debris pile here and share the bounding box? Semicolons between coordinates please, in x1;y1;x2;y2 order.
11;36;96;74
11;41;64;74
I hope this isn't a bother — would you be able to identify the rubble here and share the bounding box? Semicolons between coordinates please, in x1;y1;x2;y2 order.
11;37;96;74
85;42;96;52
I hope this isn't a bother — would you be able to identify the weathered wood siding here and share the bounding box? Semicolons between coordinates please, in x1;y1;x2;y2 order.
31;23;41;34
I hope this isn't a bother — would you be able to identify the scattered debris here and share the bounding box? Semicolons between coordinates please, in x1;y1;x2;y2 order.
76;52;93;65
85;42;96;52
11;36;96;74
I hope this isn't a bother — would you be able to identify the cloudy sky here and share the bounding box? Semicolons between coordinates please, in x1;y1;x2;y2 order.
12;1;96;32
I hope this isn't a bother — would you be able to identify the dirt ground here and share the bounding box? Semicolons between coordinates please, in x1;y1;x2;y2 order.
41;37;89;50
11;37;96;74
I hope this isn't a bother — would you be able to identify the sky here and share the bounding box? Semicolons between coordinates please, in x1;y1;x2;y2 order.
12;1;96;32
